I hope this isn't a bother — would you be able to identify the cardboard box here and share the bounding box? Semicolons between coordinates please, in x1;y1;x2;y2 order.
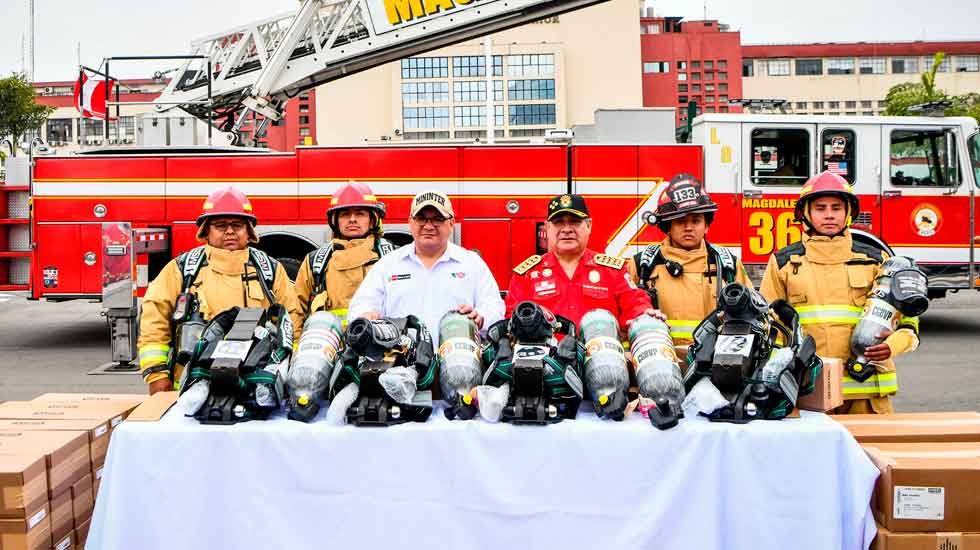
72;517;89;550
91;466;103;500
0;503;50;550
798;357;844;412
49;489;72;543
0;432;88;498
0;402;134;431
0;420;110;470
873;522;980;549
31;394;146;408
833;412;980;444
69;475;92;528
126;391;179;422
864;442;980;532
0;456;47;519
51;531;73;550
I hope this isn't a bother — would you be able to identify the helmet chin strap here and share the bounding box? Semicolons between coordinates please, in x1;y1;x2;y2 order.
801;201;852;237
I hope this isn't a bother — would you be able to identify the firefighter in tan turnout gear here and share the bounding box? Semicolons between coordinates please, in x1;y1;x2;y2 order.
760;171;920;414
294;181;395;323
628;174;752;347
137;186;302;395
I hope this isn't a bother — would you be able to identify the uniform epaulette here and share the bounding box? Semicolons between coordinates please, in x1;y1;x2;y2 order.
513;255;542;275
594;254;626;270
774;242;806;269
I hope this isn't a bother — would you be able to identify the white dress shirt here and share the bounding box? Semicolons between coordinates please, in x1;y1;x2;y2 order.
347;242;505;345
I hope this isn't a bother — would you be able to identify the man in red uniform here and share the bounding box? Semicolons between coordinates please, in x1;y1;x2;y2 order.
506;194;656;328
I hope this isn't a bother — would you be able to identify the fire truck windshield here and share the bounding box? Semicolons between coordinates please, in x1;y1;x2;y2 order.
970;132;980;188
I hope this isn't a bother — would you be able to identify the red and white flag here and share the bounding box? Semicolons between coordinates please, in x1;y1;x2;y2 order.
73;70;114;120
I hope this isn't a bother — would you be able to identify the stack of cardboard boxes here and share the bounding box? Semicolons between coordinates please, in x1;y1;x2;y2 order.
0;394;145;550
832;412;980;549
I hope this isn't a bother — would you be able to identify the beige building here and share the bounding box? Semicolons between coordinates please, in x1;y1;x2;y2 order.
315;0;643;144
741;42;980;116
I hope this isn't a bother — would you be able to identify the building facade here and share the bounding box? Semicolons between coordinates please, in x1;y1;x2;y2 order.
29;79;316;153
314;0;643;144
742;42;980;116
639;13;744;127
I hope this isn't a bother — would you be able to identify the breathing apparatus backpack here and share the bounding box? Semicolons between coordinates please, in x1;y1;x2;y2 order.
683;283;822;423
327;316;436;426
177;304;293;424
482;301;585;424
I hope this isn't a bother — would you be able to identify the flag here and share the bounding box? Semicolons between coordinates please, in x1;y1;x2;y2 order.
826;161;848;176
73;69;114;120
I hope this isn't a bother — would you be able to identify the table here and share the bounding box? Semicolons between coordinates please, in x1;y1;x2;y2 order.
87;406;879;550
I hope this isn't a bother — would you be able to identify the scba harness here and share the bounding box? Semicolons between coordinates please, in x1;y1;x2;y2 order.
632;241;738;307
306;237;396;295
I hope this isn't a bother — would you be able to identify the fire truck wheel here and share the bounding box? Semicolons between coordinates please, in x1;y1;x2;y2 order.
277;257;302;282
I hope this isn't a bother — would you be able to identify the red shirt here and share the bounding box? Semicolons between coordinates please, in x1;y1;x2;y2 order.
505;250;651;329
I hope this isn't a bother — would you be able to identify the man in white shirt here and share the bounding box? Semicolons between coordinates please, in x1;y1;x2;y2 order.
347;189;505;345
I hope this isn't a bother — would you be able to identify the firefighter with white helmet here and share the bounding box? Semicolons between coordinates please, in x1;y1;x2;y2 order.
628;173;752;346
137;186;302;395
294;181;396;323
760;171;921;414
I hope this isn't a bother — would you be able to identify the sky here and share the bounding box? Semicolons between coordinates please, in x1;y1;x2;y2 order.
1;0;978;82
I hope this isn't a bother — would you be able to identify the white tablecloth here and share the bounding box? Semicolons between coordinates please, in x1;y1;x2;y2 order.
88;406;879;550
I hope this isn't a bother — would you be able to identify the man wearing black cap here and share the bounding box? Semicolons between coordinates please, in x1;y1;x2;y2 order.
505;194;655;329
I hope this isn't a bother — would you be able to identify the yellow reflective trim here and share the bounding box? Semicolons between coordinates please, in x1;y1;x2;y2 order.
901;316;920;331
328;308;349;316
139;344;171;353
795;304;863;313
670;331;693;339
800;317;860;325
668;320;700;326
842;372;898;395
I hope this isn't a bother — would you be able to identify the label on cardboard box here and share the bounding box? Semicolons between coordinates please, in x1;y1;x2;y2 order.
94;467;103;480
94;425;108;438
110;415;123;427
894;486;944;520
27;507;46;530
55;534;72;550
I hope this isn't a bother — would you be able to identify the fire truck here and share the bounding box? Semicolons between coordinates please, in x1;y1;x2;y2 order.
2;0;980;369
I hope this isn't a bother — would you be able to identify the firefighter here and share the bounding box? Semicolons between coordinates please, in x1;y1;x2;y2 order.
137;186;302;395
294;181;395;324
760;171;920;414
506;194;657;329
627;174;753;346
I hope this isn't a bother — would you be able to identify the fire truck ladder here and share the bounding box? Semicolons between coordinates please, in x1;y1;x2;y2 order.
154;0;611;141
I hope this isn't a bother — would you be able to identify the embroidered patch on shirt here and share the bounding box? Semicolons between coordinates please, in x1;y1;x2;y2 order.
451;271;466;279
390;274;411;281
534;280;557;296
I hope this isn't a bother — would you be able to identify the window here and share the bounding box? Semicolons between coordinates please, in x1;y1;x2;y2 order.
718;72;728;80
692;84;701;92
642;23;660;34
401;82;449;104
677;61;688;70
678;95;689;104
402;107;450;129
969;133;980;189
510;128;549;137
859;57;886;74
454;105;504;128
956;55;980;72
704;61;714;69
845;101;857;108
507;79;555;101
298;115;310;124
454;81;487;102
845;112;857;116
509;104;556;126
299;128;311;137
750;128;811;185
719;83;728;91
862;111;874;116
453;55;503;77
878;100;888;108
827;58;855;75
719;95;728;103
796;59;823;75
299;94;309;101
705;95;715;104
705;83;715;92
507;54;555;77
813;101;825;109
767;59;791;76
402;131;450;141
742;59;754;77
691;72;701;81
860;100;872;108
890;129;960;187
45;119;72;145
822;129;856;183
401;57;449;79
678;73;688;81
299;104;309;113
692;61;700;69
678;84;688;92
796;102;808;110
828;101;840;109
706;107;716;113
924;55;951;73
891;57;919;74
718;60;728;69
643;61;670;74
455;129;505;139
720;106;729;113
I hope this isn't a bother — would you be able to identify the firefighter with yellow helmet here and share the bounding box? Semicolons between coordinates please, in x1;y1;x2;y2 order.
137;186;302;395
294;181;396;322
760;171;920;414
628;173;752;346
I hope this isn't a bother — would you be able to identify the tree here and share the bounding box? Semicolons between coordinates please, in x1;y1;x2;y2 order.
883;52;980;123
0;74;55;156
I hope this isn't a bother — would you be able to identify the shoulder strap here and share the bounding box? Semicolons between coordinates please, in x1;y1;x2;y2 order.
774;242;806;270
594;254;626;270
706;242;737;284
309;244;335;294
176;245;208;293
851;240;884;264
376;238;396;257
248;248;279;304
513;255;542;275
633;244;663;284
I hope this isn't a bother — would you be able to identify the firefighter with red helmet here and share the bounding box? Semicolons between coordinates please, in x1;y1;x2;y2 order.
760;171;920;414
294;181;396;323
137;186;302;395
627;173;752;347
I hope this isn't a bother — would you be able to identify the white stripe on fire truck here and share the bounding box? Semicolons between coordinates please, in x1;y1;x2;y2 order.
32;181;165;196
300;180;566;196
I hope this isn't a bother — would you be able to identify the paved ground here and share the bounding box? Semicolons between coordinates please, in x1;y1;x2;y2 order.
0;292;977;410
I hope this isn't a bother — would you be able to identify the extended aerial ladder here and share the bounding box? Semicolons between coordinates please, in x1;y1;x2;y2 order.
152;0;612;143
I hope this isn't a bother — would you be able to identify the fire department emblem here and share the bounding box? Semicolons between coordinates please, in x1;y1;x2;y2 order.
589;270;600;283
911;205;941;237
542;268;552;277
559;195;573;208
